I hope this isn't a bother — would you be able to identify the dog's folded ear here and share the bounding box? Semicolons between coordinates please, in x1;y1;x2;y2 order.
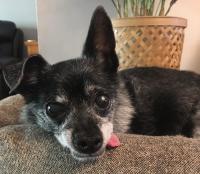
82;6;119;73
3;54;49;95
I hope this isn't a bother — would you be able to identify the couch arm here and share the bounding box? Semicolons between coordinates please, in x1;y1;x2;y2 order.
0;125;200;174
0;95;24;127
0;95;200;173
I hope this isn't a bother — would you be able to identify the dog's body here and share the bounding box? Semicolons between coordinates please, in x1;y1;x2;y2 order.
118;67;200;137
3;6;200;161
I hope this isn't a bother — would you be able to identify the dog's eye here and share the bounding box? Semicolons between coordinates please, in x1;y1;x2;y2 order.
46;102;67;120
95;94;110;109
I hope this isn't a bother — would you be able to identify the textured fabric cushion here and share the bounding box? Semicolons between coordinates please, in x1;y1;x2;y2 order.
0;95;200;174
1;126;200;174
0;95;24;126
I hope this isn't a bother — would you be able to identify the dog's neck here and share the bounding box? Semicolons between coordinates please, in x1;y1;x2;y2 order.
113;79;135;133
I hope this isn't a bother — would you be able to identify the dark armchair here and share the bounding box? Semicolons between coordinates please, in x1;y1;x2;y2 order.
0;20;24;100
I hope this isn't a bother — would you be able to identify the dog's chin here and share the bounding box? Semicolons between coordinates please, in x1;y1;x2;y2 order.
70;148;105;162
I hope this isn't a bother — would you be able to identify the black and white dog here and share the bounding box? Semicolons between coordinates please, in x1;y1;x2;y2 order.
3;6;200;161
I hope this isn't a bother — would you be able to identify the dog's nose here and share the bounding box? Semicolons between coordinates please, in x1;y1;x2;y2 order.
73;135;103;154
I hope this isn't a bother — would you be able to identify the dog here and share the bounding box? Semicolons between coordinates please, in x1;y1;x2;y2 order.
3;6;200;161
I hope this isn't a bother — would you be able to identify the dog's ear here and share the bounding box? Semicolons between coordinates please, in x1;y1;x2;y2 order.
3;54;49;94
82;6;119;73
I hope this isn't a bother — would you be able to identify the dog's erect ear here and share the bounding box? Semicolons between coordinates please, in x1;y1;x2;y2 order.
3;54;49;94
82;6;119;73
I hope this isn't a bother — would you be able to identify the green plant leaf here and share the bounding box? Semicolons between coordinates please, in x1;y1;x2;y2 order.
111;0;178;17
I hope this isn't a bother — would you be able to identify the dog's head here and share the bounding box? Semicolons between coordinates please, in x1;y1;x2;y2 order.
3;6;119;161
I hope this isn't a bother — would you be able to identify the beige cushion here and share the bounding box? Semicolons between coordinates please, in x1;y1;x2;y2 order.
0;95;200;173
0;94;24;127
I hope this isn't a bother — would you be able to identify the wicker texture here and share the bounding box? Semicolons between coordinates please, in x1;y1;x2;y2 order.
113;17;187;70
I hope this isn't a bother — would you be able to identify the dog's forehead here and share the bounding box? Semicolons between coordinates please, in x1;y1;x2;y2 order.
47;59;97;100
43;58;116;103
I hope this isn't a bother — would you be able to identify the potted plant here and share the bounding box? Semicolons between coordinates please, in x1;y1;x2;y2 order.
111;0;187;70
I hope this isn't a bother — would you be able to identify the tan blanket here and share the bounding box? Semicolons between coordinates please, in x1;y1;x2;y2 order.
0;95;200;174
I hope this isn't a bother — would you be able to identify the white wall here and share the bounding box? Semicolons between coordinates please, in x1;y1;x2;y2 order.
37;0;115;64
0;0;37;40
37;0;200;73
169;0;200;72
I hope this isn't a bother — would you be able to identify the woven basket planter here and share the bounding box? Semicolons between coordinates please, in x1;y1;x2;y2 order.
112;17;187;70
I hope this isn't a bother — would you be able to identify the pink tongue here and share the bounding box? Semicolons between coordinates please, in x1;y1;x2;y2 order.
106;133;120;149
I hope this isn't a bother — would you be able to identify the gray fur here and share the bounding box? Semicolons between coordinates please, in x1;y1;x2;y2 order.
21;103;60;133
113;80;135;133
193;110;200;138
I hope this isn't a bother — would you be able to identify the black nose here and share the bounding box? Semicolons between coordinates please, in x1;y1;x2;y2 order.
73;134;103;154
